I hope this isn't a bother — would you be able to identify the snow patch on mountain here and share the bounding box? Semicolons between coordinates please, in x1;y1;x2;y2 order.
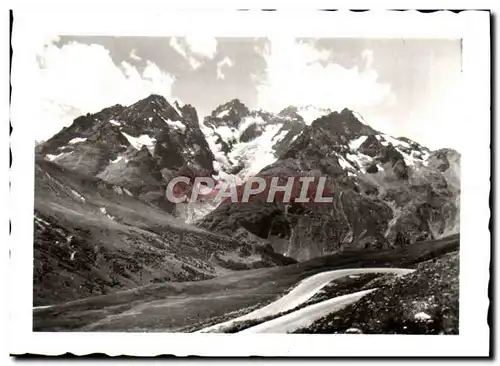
351;111;369;126
414;312;432;321
161;117;186;133
110;156;123;164
228;124;283;180
204;110;288;181
398;149;420;167
212;161;237;183
236;115;266;139
336;154;356;171
203;104;334;181
393;141;428;166
367;134;431;167
68;137;87;144
421;151;431;162
176;201;221;224
217;109;230;118
215;125;235;140
346;152;373;173
46;151;73;161
349;135;368;150
205;132;232;172
109;119;121;126
380;134;411;149
46;152;64;161
121;132;156;155
272;130;288;145
172;101;183;118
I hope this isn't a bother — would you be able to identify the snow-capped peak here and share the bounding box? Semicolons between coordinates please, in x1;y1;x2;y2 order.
210;99;250;121
351;111;370;126
278;105;332;125
216;109;230;118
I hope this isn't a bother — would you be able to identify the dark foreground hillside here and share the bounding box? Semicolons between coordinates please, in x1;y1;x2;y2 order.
294;250;459;334
34;158;293;306
33;234;458;332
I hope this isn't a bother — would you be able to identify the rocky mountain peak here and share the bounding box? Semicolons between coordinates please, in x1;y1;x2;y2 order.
311;108;377;137
203;100;317;182
37;94;216;216
36;91;461;266
127;94;184;123
199;101;459;261
206;99;250;129
132;93;167;106
278;105;333;125
278;106;303;120
219;98;249;115
178;103;199;125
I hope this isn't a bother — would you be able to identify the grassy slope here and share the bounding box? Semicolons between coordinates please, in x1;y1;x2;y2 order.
34;159;294;306
210;273;385;333
33;233;458;331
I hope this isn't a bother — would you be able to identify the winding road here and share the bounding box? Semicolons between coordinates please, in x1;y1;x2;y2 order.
238;289;377;333
197;267;414;333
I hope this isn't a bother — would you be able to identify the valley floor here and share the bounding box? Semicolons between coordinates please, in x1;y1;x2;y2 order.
33;234;459;333
196;268;413;333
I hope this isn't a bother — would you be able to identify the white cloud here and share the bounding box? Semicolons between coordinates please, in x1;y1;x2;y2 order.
188;58;202;70
255;38;395;114
169;37;203;69
169;37;185;56
35;41;176;141
216;57;234;80
169;37;188;61
169;36;217;70
185;35;217;59
362;49;374;69
129;49;142;61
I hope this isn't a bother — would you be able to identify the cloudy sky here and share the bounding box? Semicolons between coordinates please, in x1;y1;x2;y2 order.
35;36;463;150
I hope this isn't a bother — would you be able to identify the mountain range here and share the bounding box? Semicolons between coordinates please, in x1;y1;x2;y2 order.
34;94;460;306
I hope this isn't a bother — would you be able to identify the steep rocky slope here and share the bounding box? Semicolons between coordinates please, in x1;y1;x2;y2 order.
202;99;332;183
33;158;294;306
37;94;215;217
199;107;460;261
34;94;460;303
294;250;459;334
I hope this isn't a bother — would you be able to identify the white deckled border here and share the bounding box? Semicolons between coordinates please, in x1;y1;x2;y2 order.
8;9;490;357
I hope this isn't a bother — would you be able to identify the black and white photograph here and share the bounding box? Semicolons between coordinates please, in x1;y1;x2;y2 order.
7;8;490;357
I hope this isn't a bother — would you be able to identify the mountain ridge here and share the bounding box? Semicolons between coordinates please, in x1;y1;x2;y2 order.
36;94;460;263
198;100;460;261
